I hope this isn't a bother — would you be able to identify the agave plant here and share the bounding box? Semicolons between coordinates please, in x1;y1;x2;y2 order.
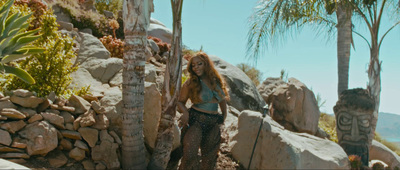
0;0;44;84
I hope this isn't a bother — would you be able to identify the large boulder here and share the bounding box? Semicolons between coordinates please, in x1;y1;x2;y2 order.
80;58;123;83
266;78;320;135
148;23;172;44
0;158;29;169
208;55;266;112
257;77;286;102
76;32;110;65
100;86;122;133
70;68;108;97
229;110;349;169
143;82;180;150
370;140;400;168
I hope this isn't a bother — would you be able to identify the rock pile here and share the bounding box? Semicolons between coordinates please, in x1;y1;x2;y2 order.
0;89;120;169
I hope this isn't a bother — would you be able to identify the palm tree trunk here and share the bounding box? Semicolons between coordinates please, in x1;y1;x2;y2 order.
121;0;153;169
367;36;381;146
336;4;352;96
148;0;183;169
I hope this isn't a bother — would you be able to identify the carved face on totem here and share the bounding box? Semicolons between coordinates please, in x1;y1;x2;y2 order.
334;88;375;166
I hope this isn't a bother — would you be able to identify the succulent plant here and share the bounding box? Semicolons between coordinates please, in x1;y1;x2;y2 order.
0;0;44;84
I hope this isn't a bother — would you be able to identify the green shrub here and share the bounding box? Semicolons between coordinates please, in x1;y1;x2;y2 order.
318;113;338;143
236;63;262;86
94;0;123;17
1;0;82;98
52;0;112;38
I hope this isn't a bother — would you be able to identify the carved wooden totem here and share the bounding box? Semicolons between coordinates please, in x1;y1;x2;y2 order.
334;88;375;166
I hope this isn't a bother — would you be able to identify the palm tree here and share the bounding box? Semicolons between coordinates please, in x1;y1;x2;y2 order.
335;2;353;96
121;0;153;169
350;0;400;141
148;0;184;169
246;0;354;97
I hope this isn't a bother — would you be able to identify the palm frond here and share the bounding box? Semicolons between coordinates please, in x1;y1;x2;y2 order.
246;0;336;61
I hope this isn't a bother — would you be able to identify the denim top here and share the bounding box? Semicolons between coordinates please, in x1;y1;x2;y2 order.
193;79;225;112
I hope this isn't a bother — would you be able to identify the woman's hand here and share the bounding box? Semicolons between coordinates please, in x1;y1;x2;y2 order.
179;111;189;128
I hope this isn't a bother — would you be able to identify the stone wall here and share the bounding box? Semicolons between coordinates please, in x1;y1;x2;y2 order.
0;89;120;169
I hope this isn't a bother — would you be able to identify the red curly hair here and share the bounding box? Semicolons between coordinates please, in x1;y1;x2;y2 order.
186;52;230;103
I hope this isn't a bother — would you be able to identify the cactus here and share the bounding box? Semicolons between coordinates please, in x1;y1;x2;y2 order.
0;0;44;84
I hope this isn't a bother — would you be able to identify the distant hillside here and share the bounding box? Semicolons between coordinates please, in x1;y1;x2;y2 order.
376;112;400;144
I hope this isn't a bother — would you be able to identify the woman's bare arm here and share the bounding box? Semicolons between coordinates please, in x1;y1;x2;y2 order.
177;81;190;127
219;99;227;123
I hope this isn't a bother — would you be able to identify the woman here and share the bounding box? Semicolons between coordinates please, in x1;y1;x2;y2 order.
177;52;230;170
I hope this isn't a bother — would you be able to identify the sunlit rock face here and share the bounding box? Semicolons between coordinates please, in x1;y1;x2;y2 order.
334;88;375;166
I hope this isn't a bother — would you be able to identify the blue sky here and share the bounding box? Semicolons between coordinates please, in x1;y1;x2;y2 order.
152;0;400;115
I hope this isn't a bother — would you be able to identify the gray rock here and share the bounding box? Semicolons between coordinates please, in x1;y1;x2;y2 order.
92;114;109;130
78;109;96;127
57;21;74;31
109;131;121;145
18;108;37;118
41;112;65;129
257;77;286;102
91;140;120;169
370;139;400;168
91;101;106;114
80;28;93;34
81;58;123;83
70;68;108;97
100;86;122;133
12;89;33;97
47;150;68;168
69;147;85;161
68;95;91;115
18;121;58;156
100;130;114;143
0;100;17;110
52;4;71;22
60;111;75;123
78;127;98;147
0;129;12;146
0;120;26;134
109;69;122;87
266;78;320;135
0;108;26;119
148;23;172;44
82;159;95;170
148;39;159;55
103;10;114;18
230;110;349;169
0;153;29;159
10;95;44;108
76;32;110;65
60;130;82;140
74;140;89;151
150;18;166;27
59;139;73;151
209;55;266;112
28;114;43;123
